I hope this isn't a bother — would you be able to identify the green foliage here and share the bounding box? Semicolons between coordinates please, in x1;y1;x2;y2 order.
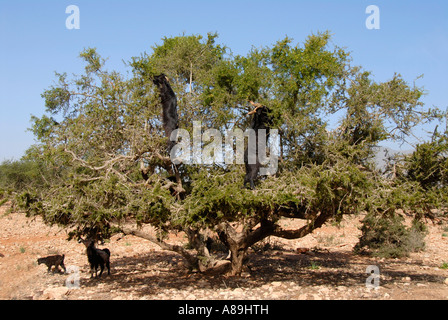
404;132;448;190
308;261;321;270
14;32;446;272
355;212;427;258
0;159;48;192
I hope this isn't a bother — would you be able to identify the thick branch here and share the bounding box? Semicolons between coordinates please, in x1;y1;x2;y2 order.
276;205;309;219
119;226;198;270
152;151;185;195
244;219;276;248
185;228;210;258
216;219;276;250
272;211;331;240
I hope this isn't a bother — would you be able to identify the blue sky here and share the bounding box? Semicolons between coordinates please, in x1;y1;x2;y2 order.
0;0;447;160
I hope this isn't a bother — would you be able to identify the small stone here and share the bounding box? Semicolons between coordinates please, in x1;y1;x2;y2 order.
271;292;281;299
41;287;69;300
416;283;427;287
318;287;330;295
197;280;210;288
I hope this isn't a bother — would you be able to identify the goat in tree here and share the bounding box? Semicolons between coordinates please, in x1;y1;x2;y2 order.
152;73;185;198
152;74;179;153
243;101;273;190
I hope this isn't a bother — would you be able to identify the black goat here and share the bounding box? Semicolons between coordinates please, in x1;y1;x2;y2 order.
244;101;273;190
79;239;111;278
37;254;66;273
153;74;179;153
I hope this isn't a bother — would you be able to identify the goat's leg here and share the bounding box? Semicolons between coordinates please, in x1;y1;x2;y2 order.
242;177;249;189
106;260;110;275
243;168;252;189
98;263;104;277
249;179;255;190
61;262;67;274
90;264;96;278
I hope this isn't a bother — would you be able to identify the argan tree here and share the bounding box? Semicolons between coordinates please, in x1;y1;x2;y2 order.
21;32;444;275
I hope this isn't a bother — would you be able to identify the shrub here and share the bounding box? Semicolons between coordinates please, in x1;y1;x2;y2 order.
354;212;427;258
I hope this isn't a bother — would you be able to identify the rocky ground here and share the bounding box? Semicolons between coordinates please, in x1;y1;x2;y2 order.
0;203;447;300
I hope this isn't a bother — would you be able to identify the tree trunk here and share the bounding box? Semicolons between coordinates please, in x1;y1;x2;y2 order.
228;247;246;276
215;212;333;275
217;220;276;276
119;210;331;276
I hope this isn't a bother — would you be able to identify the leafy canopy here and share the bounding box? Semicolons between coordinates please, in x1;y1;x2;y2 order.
14;32;445;273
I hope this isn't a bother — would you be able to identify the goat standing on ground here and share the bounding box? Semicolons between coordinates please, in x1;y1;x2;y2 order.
244;101;273;190
79;239;111;278
152;74;179;153
37;254;66;273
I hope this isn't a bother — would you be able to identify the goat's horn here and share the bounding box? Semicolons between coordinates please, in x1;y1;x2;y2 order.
248;101;263;115
164;75;170;83
249;101;263;107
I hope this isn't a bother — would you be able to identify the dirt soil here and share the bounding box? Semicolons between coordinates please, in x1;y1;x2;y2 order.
0;203;447;300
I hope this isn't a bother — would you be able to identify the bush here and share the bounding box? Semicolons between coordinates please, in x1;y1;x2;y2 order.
354;212;427;258
0;159;46;192
405;138;448;190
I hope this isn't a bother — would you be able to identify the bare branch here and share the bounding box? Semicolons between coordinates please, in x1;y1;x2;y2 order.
119;226;199;270
272;211;331;240
64;148;133;171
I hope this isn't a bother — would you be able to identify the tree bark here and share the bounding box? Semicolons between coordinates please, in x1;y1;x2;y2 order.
216;220;276;275
216;212;333;275
272;211;331;239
